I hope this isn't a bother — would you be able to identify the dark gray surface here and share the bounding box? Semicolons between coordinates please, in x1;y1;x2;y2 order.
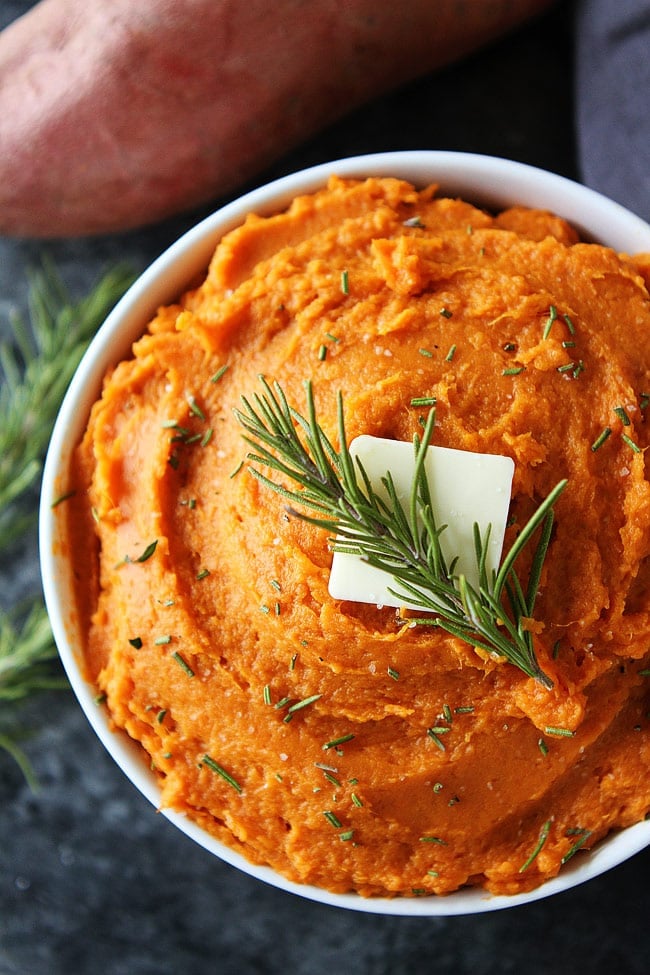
575;0;650;221
1;2;650;973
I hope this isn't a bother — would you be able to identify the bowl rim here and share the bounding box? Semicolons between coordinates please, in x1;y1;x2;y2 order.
39;149;650;916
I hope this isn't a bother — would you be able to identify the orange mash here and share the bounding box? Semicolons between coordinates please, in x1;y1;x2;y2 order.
68;176;650;897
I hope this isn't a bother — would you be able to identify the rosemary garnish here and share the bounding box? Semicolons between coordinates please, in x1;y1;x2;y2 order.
234;378;566;688
133;539;158;563
0;260;135;779
172;651;194;677
323;733;355;751
202;754;243;793
591;427;612;452
622;433;641;453
519;819;552;872
561;827;592;863
323;810;342;828
286;693;322;714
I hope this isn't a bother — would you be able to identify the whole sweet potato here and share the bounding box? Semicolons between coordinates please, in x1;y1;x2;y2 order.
0;0;555;237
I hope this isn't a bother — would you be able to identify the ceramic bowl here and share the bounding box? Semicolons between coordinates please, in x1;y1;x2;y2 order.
39;151;650;916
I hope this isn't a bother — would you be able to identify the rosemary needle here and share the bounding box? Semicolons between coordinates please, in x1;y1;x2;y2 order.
235;377;566;688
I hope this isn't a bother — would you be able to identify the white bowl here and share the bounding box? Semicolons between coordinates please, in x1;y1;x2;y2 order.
39;151;650;916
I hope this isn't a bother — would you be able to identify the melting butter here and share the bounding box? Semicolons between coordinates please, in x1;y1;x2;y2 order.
328;435;514;609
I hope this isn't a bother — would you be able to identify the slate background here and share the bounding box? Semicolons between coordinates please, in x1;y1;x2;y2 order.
1;1;649;973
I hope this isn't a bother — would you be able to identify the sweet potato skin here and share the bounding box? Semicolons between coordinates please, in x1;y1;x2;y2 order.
0;0;556;237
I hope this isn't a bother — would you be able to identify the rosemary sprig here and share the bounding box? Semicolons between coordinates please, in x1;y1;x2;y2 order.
0;258;135;776
235;377;567;688
0;257;135;546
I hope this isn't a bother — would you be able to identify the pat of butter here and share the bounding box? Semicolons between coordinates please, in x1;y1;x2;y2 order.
328;435;514;609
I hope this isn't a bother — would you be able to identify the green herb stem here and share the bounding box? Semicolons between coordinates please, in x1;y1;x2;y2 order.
235;377;565;688
0;261;135;779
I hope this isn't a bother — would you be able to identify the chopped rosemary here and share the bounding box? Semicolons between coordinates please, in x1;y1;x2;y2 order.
323;810;342;828
445;344;456;361
202;754;243;793
591;427;612;452
341;269;349;295
322;733;355;751
187;395;206;420
613;405;631;426
129;637;143;649
519;819;552;872
287;693;322;714
427;728;447;751
544;725;575;738
502;366;525;376
440;307;453;319
542;305;558;339
563;313;576;335
210;363;229;384
622;433;641;453
561;827;591;863
50;490;76;508
234;377;565;688
387;666;400;681
133;540;158;563
323;770;341;787
172;651;194;677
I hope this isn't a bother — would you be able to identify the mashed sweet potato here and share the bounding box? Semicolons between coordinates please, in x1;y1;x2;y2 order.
67;176;650;898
